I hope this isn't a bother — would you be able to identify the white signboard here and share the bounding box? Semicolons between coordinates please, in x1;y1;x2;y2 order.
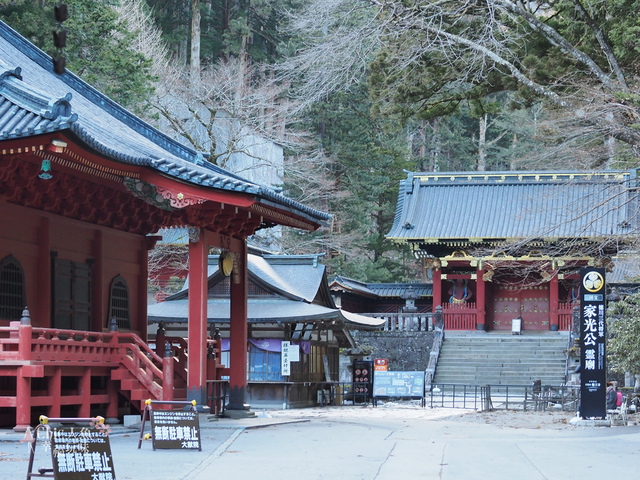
281;341;291;376
289;344;300;362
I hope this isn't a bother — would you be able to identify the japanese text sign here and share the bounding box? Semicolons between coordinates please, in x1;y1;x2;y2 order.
579;267;606;419
50;427;116;480
150;410;201;451
281;341;291;376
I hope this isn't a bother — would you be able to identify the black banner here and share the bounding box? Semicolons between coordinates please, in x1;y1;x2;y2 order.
150;410;201;450
579;267;607;419
50;427;115;480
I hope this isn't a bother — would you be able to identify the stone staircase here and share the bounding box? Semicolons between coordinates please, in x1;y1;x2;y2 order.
433;332;569;386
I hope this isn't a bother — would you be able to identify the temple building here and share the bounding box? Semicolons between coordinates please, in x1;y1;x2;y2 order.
386;171;639;331
0;20;329;429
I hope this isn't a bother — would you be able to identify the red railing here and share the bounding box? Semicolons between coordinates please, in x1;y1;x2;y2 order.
441;302;478;330
0;322;172;401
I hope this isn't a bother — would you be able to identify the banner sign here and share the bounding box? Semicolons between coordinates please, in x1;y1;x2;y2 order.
51;427;116;480
579;267;606;419
150;410;201;450
281;341;291;376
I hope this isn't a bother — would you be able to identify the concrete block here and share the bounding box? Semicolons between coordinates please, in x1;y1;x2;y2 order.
123;415;141;429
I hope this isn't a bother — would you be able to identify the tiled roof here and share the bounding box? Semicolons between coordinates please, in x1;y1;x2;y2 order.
367;283;432;298
387;171;637;243
329;275;432;298
329;276;377;297
609;256;640;284
159;253;385;328
0;21;330;225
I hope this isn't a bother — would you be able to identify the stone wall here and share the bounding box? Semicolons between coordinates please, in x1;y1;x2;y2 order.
351;331;434;371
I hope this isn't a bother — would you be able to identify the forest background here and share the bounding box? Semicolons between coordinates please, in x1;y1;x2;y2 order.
1;0;639;286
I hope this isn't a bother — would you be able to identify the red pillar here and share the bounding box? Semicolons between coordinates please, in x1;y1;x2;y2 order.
105;379;118;422
78;368;91;418
49;367;61;418
38;217;51;327
476;267;486;331
187;228;208;406
92;230;104;331
162;346;175;402
14;368;31;432
432;268;442;313
138;240;149;342
228;239;249;412
549;272;559;331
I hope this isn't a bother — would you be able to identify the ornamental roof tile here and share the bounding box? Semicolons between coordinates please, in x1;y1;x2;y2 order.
0;21;330;225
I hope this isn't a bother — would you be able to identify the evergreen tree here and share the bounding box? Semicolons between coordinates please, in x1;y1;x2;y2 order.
0;0;155;114
290;87;415;282
607;292;640;376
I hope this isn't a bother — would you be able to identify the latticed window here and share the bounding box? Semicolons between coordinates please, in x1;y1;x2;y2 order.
108;275;131;329
0;255;26;321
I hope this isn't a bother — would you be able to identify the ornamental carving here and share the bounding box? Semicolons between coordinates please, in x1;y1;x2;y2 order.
123;178;174;211
156;186;206;209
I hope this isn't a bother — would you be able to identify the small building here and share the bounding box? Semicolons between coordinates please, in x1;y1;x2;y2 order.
148;253;383;408
386;170;639;332
329;276;432;314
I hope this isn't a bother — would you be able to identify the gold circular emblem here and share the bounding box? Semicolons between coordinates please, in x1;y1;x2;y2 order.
582;271;604;293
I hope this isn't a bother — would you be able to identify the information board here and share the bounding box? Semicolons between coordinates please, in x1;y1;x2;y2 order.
579;267;607;419
50;427;116;480
150;410;201;450
372;371;424;398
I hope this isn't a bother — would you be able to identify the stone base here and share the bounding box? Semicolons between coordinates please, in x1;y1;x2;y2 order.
223;408;256;419
569;417;610;427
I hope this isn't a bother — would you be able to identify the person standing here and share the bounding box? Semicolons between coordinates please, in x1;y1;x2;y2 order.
606;381;617;410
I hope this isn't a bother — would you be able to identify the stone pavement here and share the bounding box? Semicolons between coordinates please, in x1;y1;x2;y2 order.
1;407;639;479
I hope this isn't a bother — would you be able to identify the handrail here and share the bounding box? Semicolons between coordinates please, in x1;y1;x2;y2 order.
1;323;167;400
424;330;443;386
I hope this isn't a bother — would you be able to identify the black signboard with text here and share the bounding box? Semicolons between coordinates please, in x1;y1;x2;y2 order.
50;427;116;480
579;267;607;419
150;409;201;450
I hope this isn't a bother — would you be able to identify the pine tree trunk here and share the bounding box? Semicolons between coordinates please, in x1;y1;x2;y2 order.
190;0;201;84
477;113;487;171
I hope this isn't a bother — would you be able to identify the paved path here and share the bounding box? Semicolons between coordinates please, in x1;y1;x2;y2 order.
1;407;638;479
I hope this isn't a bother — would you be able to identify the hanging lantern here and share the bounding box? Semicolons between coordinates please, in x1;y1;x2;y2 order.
38;159;53;180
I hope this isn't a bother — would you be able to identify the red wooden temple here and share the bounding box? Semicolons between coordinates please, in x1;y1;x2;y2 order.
0;21;329;430
387;171;638;331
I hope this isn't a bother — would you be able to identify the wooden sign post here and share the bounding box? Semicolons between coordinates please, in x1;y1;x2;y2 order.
25;415;115;480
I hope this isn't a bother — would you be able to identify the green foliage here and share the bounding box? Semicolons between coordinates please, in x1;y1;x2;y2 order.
607;293;640;374
296;86;416;282
146;0;299;64
0;0;155;114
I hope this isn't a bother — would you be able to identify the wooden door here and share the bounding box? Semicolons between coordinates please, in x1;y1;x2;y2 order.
492;285;521;330
491;284;550;330
52;257;92;331
519;285;550;330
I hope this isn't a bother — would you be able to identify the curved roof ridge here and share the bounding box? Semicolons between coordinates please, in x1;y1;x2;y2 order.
0;19;331;225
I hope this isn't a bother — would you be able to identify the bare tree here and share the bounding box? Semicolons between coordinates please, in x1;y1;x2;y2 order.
115;0;339;254
278;0;640;166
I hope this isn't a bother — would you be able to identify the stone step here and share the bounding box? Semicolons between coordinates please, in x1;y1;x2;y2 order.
434;333;567;386
437;353;566;359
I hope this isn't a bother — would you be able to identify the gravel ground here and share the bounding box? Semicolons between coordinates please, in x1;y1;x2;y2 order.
265;401;638;430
